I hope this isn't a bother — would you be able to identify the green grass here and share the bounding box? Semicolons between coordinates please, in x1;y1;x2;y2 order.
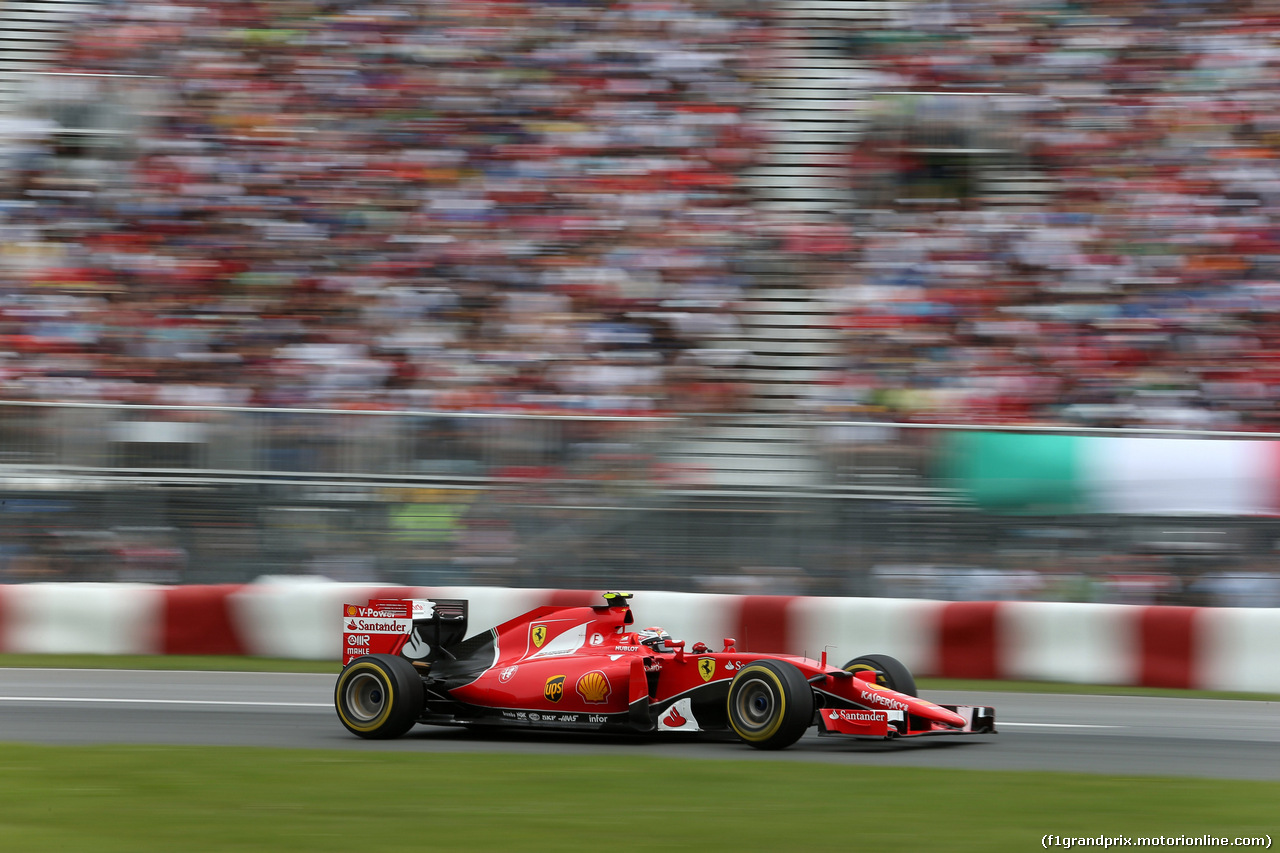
0;745;1274;852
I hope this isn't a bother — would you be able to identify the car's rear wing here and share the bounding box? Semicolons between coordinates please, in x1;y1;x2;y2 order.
341;598;468;666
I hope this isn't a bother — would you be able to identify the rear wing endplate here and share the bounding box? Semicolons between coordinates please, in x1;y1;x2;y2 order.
341;598;468;666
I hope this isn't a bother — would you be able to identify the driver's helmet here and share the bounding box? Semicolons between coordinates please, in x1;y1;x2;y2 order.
637;626;673;653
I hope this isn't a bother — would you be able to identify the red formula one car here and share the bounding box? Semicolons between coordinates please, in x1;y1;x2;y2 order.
334;592;996;750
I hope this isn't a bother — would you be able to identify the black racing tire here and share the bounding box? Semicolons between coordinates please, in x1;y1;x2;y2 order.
726;660;814;750
334;654;424;739
842;653;917;697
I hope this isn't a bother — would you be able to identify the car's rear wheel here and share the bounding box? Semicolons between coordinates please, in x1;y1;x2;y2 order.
842;653;917;697
726;660;814;750
335;654;424;739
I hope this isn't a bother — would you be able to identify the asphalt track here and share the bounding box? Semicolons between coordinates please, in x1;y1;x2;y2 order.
2;668;1278;781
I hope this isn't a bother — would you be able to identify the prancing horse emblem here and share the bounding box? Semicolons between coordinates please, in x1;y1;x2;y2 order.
698;658;716;682
532;625;547;648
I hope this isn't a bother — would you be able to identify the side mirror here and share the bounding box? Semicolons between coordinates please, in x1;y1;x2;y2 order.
669;639;686;663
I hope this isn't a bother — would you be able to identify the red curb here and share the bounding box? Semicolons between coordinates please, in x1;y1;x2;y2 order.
736;595;795;653
938;601;1001;679
1139;606;1198;689
161;585;247;656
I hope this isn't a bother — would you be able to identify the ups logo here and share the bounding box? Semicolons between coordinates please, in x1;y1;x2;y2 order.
544;675;566;703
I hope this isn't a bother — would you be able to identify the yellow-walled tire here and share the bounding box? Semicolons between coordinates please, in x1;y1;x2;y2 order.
335;654;424;739
843;653;917;697
726;660;814;750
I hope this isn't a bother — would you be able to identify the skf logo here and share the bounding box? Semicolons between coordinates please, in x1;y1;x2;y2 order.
698;658;716;682
544;675;565;703
576;670;611;704
532;625;547;648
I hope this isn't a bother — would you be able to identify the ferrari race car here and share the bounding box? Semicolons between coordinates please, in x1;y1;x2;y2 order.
334;592;996;750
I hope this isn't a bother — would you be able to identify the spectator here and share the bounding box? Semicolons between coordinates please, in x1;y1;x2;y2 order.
2;0;772;416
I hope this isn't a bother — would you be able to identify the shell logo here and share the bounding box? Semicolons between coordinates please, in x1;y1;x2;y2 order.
576;670;611;704
345;605;358;617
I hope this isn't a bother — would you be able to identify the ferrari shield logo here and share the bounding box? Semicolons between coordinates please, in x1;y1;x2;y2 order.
532;625;547;648
698;658;716;682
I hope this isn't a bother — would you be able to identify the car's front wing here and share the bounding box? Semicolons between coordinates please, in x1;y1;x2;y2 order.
816;704;996;739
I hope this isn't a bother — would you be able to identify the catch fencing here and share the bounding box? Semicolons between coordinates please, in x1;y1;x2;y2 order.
2;401;1280;606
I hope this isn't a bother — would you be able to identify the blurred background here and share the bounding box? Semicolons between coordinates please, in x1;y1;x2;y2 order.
3;0;1280;606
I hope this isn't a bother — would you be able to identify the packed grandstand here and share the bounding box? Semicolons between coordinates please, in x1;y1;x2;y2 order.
1;0;1278;428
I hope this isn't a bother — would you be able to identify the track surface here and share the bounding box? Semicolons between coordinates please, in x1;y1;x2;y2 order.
2;669;1278;781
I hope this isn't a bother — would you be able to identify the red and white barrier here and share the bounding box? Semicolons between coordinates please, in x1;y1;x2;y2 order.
1001;601;1138;685
2;581;1279;694
0;583;163;655
1198;607;1280;694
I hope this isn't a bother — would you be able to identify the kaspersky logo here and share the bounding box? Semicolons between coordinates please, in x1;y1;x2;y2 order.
859;688;908;712
698;658;716;682
532;625;547;648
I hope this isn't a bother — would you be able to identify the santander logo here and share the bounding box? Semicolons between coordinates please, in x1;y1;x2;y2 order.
657;698;700;732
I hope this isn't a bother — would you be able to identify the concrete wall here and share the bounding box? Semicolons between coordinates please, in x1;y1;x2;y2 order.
2;581;1277;693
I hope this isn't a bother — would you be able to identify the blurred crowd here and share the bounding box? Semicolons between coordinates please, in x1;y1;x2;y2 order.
822;0;1280;430
1;0;767;414
8;0;1280;598
4;0;1280;430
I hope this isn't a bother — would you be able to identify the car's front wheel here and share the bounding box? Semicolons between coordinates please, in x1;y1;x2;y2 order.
726;660;814;750
334;654;424;739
